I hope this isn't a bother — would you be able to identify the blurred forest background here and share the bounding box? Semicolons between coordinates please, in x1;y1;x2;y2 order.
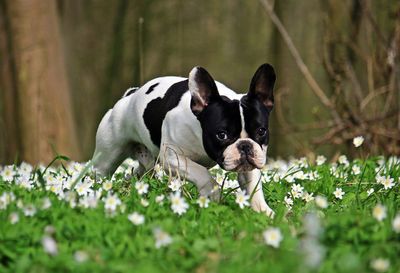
0;0;399;164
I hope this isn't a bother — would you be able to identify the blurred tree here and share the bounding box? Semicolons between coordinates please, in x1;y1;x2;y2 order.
0;0;80;163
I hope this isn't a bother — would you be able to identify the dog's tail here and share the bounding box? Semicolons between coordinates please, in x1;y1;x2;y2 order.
122;87;140;98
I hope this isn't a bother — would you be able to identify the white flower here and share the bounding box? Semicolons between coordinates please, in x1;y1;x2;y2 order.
299;157;309;168
1;165;15;182
19;162;33;176
301;238;325;269
308;171;320;181
235;189;250;209
272;173;281;182
372;204;387;222
154;164;165;180
128;212;145;225
352;165;361;175
135;181;149;195
169;178;183;192
119;203;126;213
263;227;283;248
285;175;295;183
42;198;52;210
46;176;64;196
169;192;188;215
291;184;304;199
80;190;101;209
153;228;173;248
293;171;306;180
196;196;210;208
215;173;225;185
9;212;19;224
64;191;77;208
370;258;390;272
102;180;113;191
68;162;84;174
353;136;364;147
392;214;400;233
377;176;395;190
75;180;93;196
140;198;149;207
0;193;10;210
62;176;74;191
23;204;37;216
17;174;35;190
16;199;23;209
333;188;345;200
316;155;326;166
284;195;293;208
315;195;328;209
303;213;322;238
367;188;374;196
44;225;56;235
74;250;89;263
42;235;58;256
155;194;165;204
302;192;315;203
79;195;98;209
103;193;121;212
45;173;57;184
338;155;349;166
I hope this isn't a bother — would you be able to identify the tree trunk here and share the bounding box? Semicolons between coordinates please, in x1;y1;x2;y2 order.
0;1;19;163
1;0;80;164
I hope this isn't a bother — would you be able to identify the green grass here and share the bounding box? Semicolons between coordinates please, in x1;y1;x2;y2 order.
0;156;399;273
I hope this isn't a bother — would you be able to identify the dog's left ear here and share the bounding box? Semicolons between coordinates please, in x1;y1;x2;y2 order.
189;66;220;116
248;63;276;112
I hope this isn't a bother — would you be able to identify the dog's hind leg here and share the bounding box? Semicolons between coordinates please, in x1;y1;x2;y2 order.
92;142;130;177
92;109;130;177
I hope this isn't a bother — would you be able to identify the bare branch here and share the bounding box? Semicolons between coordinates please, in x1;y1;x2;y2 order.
258;0;343;125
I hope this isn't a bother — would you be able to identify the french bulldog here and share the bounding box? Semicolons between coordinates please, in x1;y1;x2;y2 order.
92;63;276;217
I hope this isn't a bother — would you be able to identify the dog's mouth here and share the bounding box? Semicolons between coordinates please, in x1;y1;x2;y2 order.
235;155;260;172
220;155;262;172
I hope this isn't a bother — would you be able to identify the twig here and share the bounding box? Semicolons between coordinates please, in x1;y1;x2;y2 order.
258;0;343;125
360;86;388;111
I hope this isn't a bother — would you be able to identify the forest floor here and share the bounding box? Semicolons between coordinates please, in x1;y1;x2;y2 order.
0;155;399;273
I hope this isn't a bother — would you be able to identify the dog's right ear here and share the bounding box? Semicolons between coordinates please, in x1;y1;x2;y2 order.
189;66;220;116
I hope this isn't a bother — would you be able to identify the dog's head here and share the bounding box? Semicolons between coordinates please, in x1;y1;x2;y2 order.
189;64;276;172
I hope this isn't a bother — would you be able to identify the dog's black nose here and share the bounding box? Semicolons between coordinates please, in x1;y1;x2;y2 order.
237;141;253;155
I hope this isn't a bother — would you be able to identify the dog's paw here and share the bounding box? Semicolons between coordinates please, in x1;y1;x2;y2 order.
200;184;221;203
251;200;275;218
209;185;221;202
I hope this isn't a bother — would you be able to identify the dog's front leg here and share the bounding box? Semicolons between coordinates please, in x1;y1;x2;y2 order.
160;148;220;201
238;169;274;218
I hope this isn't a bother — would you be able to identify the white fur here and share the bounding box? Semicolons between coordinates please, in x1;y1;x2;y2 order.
239;105;248;138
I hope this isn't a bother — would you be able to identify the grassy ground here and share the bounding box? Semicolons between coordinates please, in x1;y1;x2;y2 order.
0;155;399;273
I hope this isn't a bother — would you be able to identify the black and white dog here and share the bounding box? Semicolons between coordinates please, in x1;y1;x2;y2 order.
92;64;276;217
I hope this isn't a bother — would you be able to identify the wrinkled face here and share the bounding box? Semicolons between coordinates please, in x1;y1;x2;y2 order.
198;95;270;172
188;63;275;172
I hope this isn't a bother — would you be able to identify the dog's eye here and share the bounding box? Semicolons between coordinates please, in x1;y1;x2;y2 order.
216;131;228;140
257;127;267;137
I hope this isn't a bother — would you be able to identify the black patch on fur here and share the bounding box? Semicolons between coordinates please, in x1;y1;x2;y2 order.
197;97;242;166
143;80;189;147
124;87;139;97
240;95;270;146
145;83;160;95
